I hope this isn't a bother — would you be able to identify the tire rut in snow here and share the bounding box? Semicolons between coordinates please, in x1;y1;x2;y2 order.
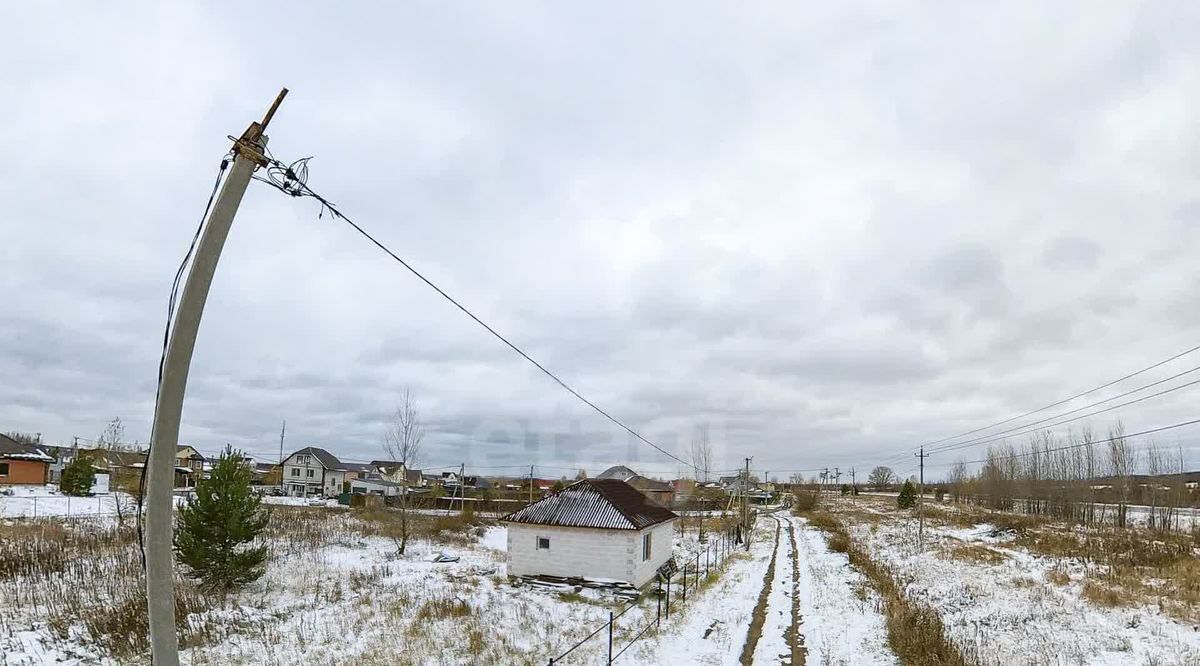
785;517;808;665
739;516;782;666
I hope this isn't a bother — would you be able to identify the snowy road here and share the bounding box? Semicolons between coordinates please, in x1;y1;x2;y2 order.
745;513;899;666
751;515;805;665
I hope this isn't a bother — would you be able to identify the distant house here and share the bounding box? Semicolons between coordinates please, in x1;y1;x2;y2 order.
722;477;755;495
349;477;403;497
253;462;278;485
502;479;679;588
671;478;697;498
175;445;206;487
371;461;424;487
597;465;676;507
442;472;491;493
627;476;675;507
282;447;371;498
0;433;52;485
84;449;149;493
42;445;76;483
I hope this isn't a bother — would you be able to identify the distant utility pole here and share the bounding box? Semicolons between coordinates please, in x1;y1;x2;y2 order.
529;464;535;506
834;467;841;490
916;447;930;548
278;420;286;495
458;462;466;512
850;467;856;499
743;457;752;551
145;88;288;666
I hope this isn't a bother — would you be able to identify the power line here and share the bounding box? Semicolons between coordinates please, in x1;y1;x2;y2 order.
926;364;1200;455
254;155;700;474
925;417;1200;469
929;376;1200;456
913;341;1200;451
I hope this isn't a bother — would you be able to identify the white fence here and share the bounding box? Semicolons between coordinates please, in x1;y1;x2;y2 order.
0;493;133;519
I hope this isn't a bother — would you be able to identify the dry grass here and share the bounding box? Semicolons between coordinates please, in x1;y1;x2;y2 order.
792;491;819;512
910;502;1200;623
1081;580;1126;607
0;517;215;658
413;597;474;622
802;513;976;666
944;544;1007;565
1045;568;1071;586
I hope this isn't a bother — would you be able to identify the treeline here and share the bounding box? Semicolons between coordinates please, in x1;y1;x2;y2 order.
944;421;1193;532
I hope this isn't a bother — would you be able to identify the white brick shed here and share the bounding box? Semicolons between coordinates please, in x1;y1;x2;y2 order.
501;478;678;588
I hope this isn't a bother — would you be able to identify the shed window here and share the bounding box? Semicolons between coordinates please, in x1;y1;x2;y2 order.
537;537;550;550
0;462;8;477
642;533;652;561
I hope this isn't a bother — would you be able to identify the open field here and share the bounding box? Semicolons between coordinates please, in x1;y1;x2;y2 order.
803;494;1200;666
0;505;817;665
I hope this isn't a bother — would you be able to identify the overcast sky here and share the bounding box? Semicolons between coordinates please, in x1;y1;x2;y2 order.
3;3;1200;481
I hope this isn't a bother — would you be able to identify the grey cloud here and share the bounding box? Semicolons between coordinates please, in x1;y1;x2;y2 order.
1042;236;1101;271
4;1;1200;476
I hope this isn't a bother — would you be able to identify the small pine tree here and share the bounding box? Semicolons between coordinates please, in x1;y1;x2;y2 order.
551;479;565;493
897;480;917;509
60;454;95;496
840;484;850;496
174;447;269;592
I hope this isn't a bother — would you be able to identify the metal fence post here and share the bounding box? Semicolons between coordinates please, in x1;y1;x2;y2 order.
682;563;688;602
665;578;671;618
32;496;37;518
607;610;614;665
657;588;662;627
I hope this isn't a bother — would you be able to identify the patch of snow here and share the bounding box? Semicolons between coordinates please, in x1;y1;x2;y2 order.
480;525;507;551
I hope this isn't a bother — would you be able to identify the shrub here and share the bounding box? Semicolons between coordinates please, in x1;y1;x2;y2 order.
174;447;269;592
792;491;819;512
60;454;95;496
897;481;917;509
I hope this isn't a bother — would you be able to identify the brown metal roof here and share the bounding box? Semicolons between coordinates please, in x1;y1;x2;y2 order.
501;479;678;530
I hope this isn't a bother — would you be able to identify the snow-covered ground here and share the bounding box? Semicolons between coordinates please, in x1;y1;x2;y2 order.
621;520;777;665
790;516;898;666
3;508;823;665
835;499;1200;665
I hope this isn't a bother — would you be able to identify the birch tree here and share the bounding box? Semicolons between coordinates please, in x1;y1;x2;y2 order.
382;388;424;555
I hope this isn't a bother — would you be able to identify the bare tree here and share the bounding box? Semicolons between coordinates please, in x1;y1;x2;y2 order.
4;431;41;445
868;466;895;491
690;424;713;483
382;388;424;555
1107;421;1132;529
97;417;129;451
948;461;968;502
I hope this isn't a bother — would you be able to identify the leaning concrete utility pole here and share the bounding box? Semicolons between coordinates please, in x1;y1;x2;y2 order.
145;89;287;666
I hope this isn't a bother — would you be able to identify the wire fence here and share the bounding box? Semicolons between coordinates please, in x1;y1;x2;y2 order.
547;526;745;664
0;494;133;519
